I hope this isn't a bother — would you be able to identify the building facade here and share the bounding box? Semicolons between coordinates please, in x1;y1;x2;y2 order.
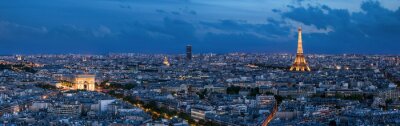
186;45;192;61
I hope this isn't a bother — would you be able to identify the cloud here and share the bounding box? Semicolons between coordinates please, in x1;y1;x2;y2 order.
0;21;48;39
0;0;399;54
156;7;197;16
156;9;167;14
279;1;400;54
161;17;197;41
119;5;131;9
189;10;197;15
92;25;113;38
171;11;181;15
200;19;293;42
201;20;250;32
44;24;116;40
179;7;197;15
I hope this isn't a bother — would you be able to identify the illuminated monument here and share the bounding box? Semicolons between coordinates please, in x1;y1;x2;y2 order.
163;56;170;66
56;74;96;91
290;27;311;71
75;74;96;91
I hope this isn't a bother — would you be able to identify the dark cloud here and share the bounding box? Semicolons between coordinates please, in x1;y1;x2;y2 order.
119;5;131;9
189;10;197;15
0;21;48;40
156;9;167;14
0;21;113;54
272;9;281;13
171;11;181;15
201;19;291;40
179;7;197;15
281;1;400;54
201;20;250;31
282;5;350;29
160;17;196;41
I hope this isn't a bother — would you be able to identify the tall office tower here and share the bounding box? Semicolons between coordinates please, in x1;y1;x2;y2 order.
186;45;192;61
290;27;311;71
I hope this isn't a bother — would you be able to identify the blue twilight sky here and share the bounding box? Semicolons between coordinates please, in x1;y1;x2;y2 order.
0;0;400;54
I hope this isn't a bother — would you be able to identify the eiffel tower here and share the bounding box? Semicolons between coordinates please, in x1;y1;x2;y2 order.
290;27;311;71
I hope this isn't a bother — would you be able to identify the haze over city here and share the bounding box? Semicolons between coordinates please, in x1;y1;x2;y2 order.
1;0;400;54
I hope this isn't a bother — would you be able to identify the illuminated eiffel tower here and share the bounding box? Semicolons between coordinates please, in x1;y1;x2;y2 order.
290;27;311;71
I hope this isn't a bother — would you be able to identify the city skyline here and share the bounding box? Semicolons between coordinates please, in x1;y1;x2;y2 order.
1;0;400;54
1;1;400;125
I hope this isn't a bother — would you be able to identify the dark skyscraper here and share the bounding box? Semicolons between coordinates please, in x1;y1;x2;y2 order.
186;45;192;61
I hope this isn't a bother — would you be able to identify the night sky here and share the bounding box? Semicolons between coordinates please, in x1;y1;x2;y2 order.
0;0;400;54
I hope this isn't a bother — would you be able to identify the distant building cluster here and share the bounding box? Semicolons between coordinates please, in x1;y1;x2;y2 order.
0;46;400;125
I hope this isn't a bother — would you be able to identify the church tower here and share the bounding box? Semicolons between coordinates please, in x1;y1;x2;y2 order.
290;27;311;71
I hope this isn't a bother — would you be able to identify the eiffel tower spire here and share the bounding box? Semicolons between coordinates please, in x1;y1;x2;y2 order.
297;27;303;54
290;27;311;71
